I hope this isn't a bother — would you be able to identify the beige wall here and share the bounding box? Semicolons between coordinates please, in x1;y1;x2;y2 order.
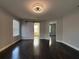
21;21;49;39
0;9;20;52
56;19;63;41
55;8;79;50
62;8;79;50
21;22;34;39
40;21;49;39
21;21;61;40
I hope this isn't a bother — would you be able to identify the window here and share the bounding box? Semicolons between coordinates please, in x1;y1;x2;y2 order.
13;19;20;36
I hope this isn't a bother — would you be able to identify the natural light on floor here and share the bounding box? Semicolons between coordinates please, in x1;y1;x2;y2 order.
49;24;52;46
49;37;52;46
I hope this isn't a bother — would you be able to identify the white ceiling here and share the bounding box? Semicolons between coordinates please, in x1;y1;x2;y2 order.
0;0;79;21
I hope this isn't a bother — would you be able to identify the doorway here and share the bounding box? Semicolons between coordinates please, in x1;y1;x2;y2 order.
34;22;40;47
49;22;56;46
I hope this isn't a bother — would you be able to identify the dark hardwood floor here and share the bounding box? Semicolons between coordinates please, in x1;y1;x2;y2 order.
0;40;79;59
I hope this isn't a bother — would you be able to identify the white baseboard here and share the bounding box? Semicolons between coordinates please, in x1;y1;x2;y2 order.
0;39;20;52
56;40;79;51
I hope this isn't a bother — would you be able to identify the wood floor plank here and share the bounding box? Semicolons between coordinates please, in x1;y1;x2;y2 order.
0;40;79;59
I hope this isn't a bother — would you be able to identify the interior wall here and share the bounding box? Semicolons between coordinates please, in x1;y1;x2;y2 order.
0;9;20;52
56;19;63;41
21;20;62;40
21;20;63;40
21;21;49;40
40;21;49;39
62;8;79;50
21;22;34;39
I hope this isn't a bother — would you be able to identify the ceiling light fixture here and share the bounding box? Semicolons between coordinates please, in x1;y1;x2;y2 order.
25;0;50;14
32;3;44;14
